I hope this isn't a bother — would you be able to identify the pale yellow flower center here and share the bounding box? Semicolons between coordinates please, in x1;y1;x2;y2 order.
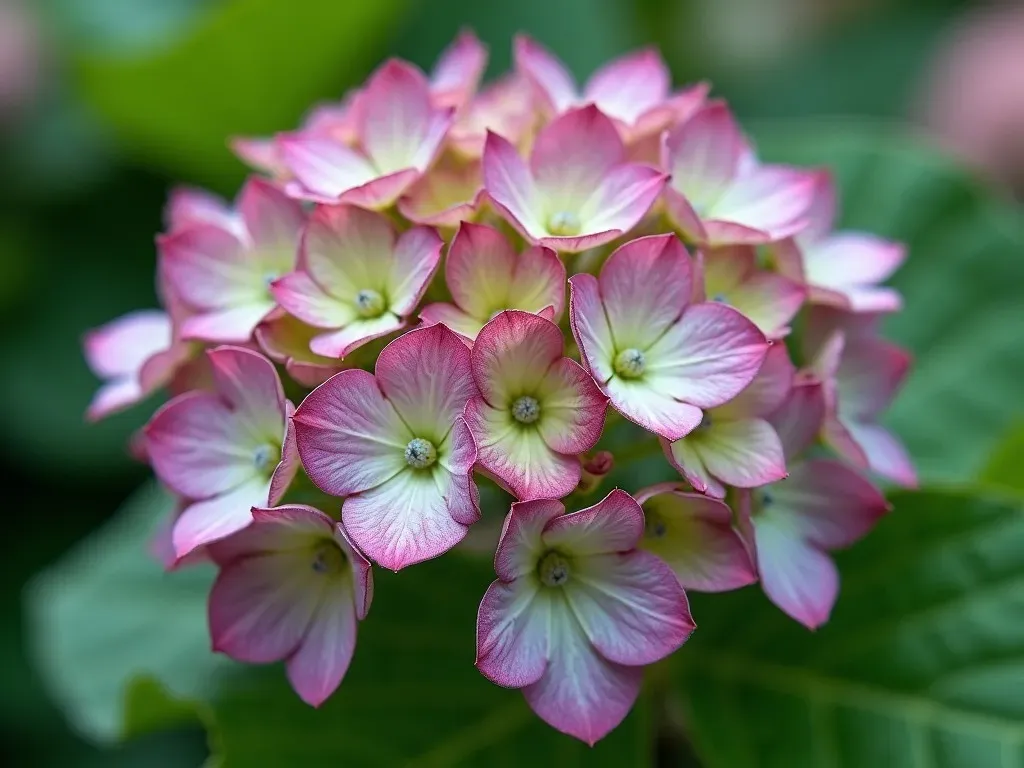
614;348;646;379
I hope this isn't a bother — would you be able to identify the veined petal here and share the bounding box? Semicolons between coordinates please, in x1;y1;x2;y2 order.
508;245;566;320
662;436;720;497
292;368;410;496
513;34;578;114
663;101;745;211
837;336;911;421
445;222;519;319
237;177;305;255
208;504;334;565
278;136;377;200
342;466;470;570
256;312;346;388
268;413;300;506
385;226;444;316
335;169;423;210
687;418;787;489
271;272;357;329
334;522;374;619
541;489;643;556
535;358;607;455
568;549;694;665
173;476;271;557
309;314;405;359
494;498;566;581
584;48;670;125
359;60;437;173
726;270;806;338
708;165;816;243
476;578;551;688
752;518;838;629
207;345;287;445
285;585;358;707
568;274;615;385
604;376;704;441
472;310;562;407
300;205;397;304
645;302;768;409
397;157;483;227
636;486;757;592
418;303;484;342
159;225;263;310
716;344;795;419
430;29;487;108
483;132;545;238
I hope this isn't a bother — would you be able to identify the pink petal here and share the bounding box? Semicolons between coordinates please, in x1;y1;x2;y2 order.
271;271;356;329
446;222;521;320
206;345;288;440
180;304;276;344
476;578;550;688
396;158;484;227
494;499;566;581
342;466;470;570
437;416;481;526
173;476;270;557
513;34;578;114
599;234;692;348
568;273;615;385
268;413;300;505
159;225;261;310
676;418;788;489
430;29;487;108
843;420;918;488
374;324;478;441
804;233;905;293
523;614;642;746
334;522;374;620
584;48;670;125
449;75;535;159
87;379;145;423
662;101;746;212
566;549;694;665
508;245;566;321
717;343;795;419
230;137;287;178
483;131;544;238
753;518;838;629
645;302;769;409
799;169;837;243
84;310;173;379
577;162;667;237
209;547;319;662
661;436;720;497
256;311;346;387
237;177;305;253
386;225;444;315
769;379;827;460
721;270;807;339
285;588;358;707
708;165;817;243
541;488;644;556
530;106;624;207
662;185;709;244
535;358;607;455
535;229;625;254
604;376;704;441
471;310;563;406
164;187;238;233
208;503;334;565
335;169;423;210
292;368;410;496
837;336;912;421
309;315;405;359
278;135;377;201
636;486;757;592
417;302;484;342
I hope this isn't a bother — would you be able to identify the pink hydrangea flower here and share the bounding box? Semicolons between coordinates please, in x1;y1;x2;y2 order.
292;324;480;570
663;345;793;498
736;377;890;628
271;205;442;359
419;223;564;343
83;310;193;421
464;310;607;500
158;178;305;343
475;490;694;745
570;234;769;441
514;35;687;142
805;308;917;487
145;347;299;559
207;504;372;707
697;246;806;339
661;101;817;247
774;171;905;313
634;483;757;592
483;105;667;252
279;61;454;209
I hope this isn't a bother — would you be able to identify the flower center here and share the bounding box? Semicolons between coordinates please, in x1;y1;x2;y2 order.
511;395;541;424
696;412;713;431
252;443;280;473
262;272;280;290
538;551;571;587
644;511;668;539
404;437;437;469
355;288;386;318
613;348;646;379
711;293;728;304
310;540;346;575
546;210;581;237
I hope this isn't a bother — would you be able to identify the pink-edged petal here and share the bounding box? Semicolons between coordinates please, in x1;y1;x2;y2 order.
165;187;238;233
523;610;642;746
568;274;615;384
309;315;404;359
645;302;769;409
567;549;694;665
804;233;905;298
662;101;746;211
577;163;667;236
541;488;643;556
752;519;838;629
173;476;270;557
397;158;483;227
476;578;550;688
449;75;535;159
231;137;287;178
768;459;889;549
336;169;423;210
838;336;912;422
471;310;562;406
717;343;795;419
180;303;275;343
418;303;484;341
843;420;918;488
278;136;377;201
430;29;487;107
508;245;566;320
342;466;470;570
799;169;837;243
494;499;566;581
636;486;757;592
208;504;334;565
84;310;173;378
483;131;544;238
299;205;395;303
334;522;373;619
237;177;305;253
599;234;692;349
535;229;624;254
662;185;709;243
681;418;788;489
385;225;444;315
159;225;262;309
268;414;300;505
437;417;481;526
374;323;478;441
708;165;816;243
209;546;318;663
292;368;410;496
535;358;607;455
513;35;577;114
271;272;356;329
446;222;520;319
584;48;670;125
604;376;704;441
465;396;581;501
87;379;145;423
769;378;827;460
206;345;287;440
531;106;624;209
285;587;358;707
661;436;720;497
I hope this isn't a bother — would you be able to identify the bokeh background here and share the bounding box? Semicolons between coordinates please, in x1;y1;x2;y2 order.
2;0;1022;765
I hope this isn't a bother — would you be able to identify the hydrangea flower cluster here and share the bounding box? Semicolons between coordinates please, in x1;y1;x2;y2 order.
84;33;915;745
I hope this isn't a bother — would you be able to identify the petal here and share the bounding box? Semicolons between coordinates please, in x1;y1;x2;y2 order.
268;414;300;506
230;137;287;178
541;488;643;556
292;368;410;496
430;29;487;107
271;271;356;329
237;177;305;254
475;578;550;688
535;358;607;455
494;499;566;581
708;165;816;242
174;476;271;557
164;187;237;232
686;418;788;489
208;503;334;565
578;163;667;236
716;343;795;419
568;274;615;385
645;302;768;409
465;396;581;501
417;303;484;341
799;169;837;243
84;310;173;379
508;245;566;321
342;466;470;570
584;48;670;125
309;314;404;359
769;379;827;460
604;376;704;441
445;222;519;319
255;311;347;388
436;417;481;526
335;522;374;619
701;245;754;297
278;136;377;200
180;303;276;343
397;157;483;227
843;420;918;488
207;345;287;444
209;548;319;663
513;34;577;114
385;225;444;316
87;378;145;422
599;234;692;349
637;487;757;592
285;586;358;707
523;607;642;746
662;101;745;211
662;186;708;243
483;131;544;239
804;233;905;290
471;310;563;407
159;225;263;310
334;169;423;210
567;549;694;664
837;336;911;421
374;323;478;442
662;436;720;497
724;270;807;339
752;518;838;629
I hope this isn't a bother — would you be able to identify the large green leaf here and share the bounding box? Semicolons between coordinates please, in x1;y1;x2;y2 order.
980;424;1024;494
674;488;1024;767
29;484;653;765
756;123;1024;483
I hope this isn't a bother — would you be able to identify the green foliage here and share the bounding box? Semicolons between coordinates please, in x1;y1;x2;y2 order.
675;488;1024;767
980;424;1024;494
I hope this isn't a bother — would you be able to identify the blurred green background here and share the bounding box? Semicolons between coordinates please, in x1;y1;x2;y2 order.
3;0;1023;766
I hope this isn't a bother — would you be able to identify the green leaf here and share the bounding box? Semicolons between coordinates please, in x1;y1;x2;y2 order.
755;123;1024;484
74;0;407;188
980;424;1024;494
675;488;1024;767
29;485;653;765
